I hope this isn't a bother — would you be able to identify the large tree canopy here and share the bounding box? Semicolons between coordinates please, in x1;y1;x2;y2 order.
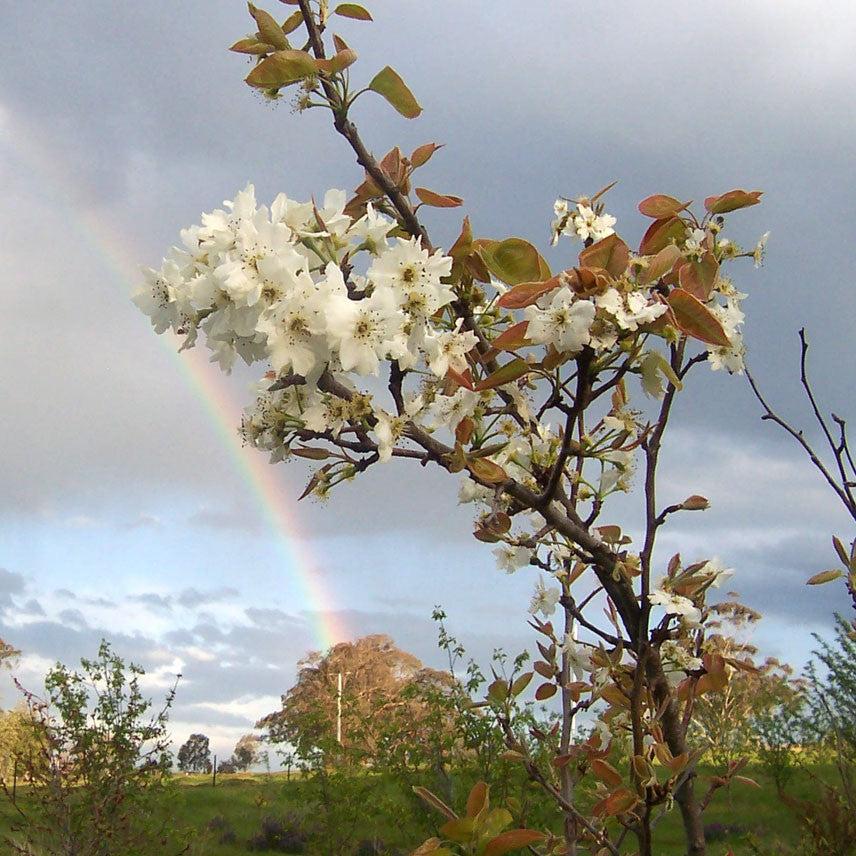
258;634;454;757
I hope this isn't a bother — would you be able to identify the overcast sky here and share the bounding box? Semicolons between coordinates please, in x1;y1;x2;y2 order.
1;1;854;758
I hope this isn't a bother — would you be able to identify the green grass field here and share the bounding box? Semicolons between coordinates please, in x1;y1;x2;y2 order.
0;764;823;855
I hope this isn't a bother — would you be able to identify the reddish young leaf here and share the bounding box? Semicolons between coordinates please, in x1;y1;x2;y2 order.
591;758;623;787
497;276;561;309
638;194;690;219
483;830;545;856
704;189;763;214
534;682;557;701
490;321;531;353
446;367;475;391
593;788;638;818
533;661;556;679
696;670;728;696
465;781;489;818
467;457;508;485
639;216;686;256
667;289;731;347
415;187;464;208
677;252;719;300
455;417;475;445
579;233;630;277
640;244;682;284
410;142;443;168
474;358;529;391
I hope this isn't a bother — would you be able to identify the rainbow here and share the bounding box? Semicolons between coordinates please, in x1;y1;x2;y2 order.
0;103;348;650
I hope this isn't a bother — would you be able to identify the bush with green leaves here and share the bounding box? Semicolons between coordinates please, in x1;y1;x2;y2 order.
1;640;186;856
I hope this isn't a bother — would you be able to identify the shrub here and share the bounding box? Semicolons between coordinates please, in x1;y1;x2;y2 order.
247;812;309;853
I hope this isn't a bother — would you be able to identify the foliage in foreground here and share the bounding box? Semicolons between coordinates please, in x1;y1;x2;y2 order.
0;641;187;856
131;1;778;853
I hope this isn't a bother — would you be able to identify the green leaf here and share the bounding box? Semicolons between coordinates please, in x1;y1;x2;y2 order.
291;447;332;460
334;3;373;20
647;349;683;391
667;289;731;348
487;678;509;702
245;49;317;88
315;48;358;75
806;569;843;586
480;238;548;286
230;38;275;55
368;66;422;118
510;672;533;697
439;817;474;843
480;808;514;838
248;3;290;50
832;535;850;567
281;9;304;35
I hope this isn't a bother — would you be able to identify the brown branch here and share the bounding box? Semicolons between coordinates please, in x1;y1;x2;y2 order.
296;0;431;248
745;364;855;517
798;329;856;510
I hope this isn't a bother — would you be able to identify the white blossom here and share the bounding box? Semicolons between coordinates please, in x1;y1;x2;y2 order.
423;322;479;378
529;576;561;617
493;544;532;574
325;287;406;376
524;289;595;353
561;634;593;681
648;589;702;626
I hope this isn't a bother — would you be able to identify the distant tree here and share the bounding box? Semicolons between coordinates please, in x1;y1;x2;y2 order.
690;601;805;770
231;733;260;772
257;634;454;759
0;638;18;668
0;705;44;785
216;758;237;775
176;732;212;774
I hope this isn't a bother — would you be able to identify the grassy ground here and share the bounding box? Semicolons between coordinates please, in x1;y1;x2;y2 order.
0;764;823;854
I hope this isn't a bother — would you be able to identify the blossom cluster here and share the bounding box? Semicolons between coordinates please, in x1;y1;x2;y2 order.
133;184;463;379
135;185;758;592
